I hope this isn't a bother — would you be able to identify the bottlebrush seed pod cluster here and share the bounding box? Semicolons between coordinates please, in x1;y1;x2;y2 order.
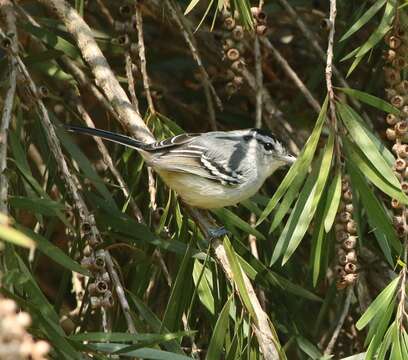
80;220;114;309
221;10;246;96
250;7;268;36
335;177;359;289
384;26;408;240
0;296;50;360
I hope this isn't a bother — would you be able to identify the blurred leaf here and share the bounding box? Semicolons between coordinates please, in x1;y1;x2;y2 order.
212;208;265;240
312;195;327;287
205;295;232;360
0;224;36;249
338;102;401;189
356;276;399;330
296;336;322;359
344;137;408;204
258;97;328;225
323;169;341;232
16;225;91;276
340;0;387;41
338;87;401;116
22;23;81;59
184;0;200;15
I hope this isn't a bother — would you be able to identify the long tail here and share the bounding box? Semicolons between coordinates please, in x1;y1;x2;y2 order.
65;124;146;150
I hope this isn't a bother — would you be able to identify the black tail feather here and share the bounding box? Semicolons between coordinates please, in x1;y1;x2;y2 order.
65;124;145;150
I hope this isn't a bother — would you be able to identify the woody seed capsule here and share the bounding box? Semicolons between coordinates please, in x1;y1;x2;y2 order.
386;113;398;125
388;36;402;49
223;17;236;30
395;158;407;171
336;230;349;242
339;211;351;223
391;198;402;209
395;80;408;95
226;48;240;61
386;128;397;141
346;220;357;234
343;236;357;250
232;26;244;40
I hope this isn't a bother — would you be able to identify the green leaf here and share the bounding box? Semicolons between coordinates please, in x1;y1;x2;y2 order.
356;276;399;330
22;23;81;59
212;208;265;240
205;296;233;360
323;169;342;232
344;137;408;204
296;336;322;359
338;87;401;116
346;0;396;76
0;224;36;249
162;238;194;332
281;132;334;265
224;236;255;317
347;161;400;263
338;102;401;189
258;97;328;225
340;0;387;41
312;197;327;287
193;259;215;314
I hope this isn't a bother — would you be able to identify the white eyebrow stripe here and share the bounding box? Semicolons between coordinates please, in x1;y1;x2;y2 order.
188;145;207;150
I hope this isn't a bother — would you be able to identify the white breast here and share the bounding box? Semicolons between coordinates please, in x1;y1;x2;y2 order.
156;170;264;209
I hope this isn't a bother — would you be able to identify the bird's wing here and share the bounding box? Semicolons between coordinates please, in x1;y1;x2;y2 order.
150;137;246;186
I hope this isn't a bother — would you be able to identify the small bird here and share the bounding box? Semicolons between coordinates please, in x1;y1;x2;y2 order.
66;125;295;209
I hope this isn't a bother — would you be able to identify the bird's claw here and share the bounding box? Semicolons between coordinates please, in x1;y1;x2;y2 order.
208;227;230;241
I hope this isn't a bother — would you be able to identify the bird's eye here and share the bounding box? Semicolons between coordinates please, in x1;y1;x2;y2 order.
263;142;274;151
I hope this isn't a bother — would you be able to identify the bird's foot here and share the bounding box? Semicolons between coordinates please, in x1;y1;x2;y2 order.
208;226;230;241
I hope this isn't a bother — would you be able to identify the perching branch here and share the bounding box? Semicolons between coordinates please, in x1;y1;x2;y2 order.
0;0;17;215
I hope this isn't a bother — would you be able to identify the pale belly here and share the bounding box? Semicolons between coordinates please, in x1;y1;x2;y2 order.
157;170;263;209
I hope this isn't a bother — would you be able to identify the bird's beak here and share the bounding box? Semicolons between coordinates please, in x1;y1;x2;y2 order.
280;154;297;164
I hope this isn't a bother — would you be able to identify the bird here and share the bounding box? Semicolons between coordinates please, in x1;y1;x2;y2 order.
65;125;295;210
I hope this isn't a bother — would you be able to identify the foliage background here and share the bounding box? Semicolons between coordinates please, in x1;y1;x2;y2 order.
0;0;407;359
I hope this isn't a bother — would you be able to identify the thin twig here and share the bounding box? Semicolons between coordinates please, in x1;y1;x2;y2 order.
125;52;141;115
135;3;155;115
0;0;17;215
95;0;114;27
261;37;321;114
325;0;337;126
164;0;221;130
254;36;263;128
324;286;354;355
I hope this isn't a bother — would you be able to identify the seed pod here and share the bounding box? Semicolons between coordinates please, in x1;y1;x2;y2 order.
343;236;357;250
387;114;399;126
393;57;407;70
391;95;407;108
232;26;244;40
335;265;346;278
94;249;106;270
88;282;98;295
345;249;358;263
395;158;407;172
117;34;130;47
401;182;408;193
339;211;352;223
344;203;354;213
337;247;346;258
335;222;345;232
232;76;244;86
336;230;349;242
386;128;397;141
114;21;127;32
256;25;267;36
225;81;238;96
388;36;402;49
223;17;236;30
402;105;408;116
346;220;357;234
343;189;353;202
226;48;240;61
391;198;403;209
384;67;401;85
95;279;109;294
231;59;245;72
344;262;358;274
395;80;408;95
385;88;398;100
81;256;95;270
342;273;358;286
384;49;397;62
